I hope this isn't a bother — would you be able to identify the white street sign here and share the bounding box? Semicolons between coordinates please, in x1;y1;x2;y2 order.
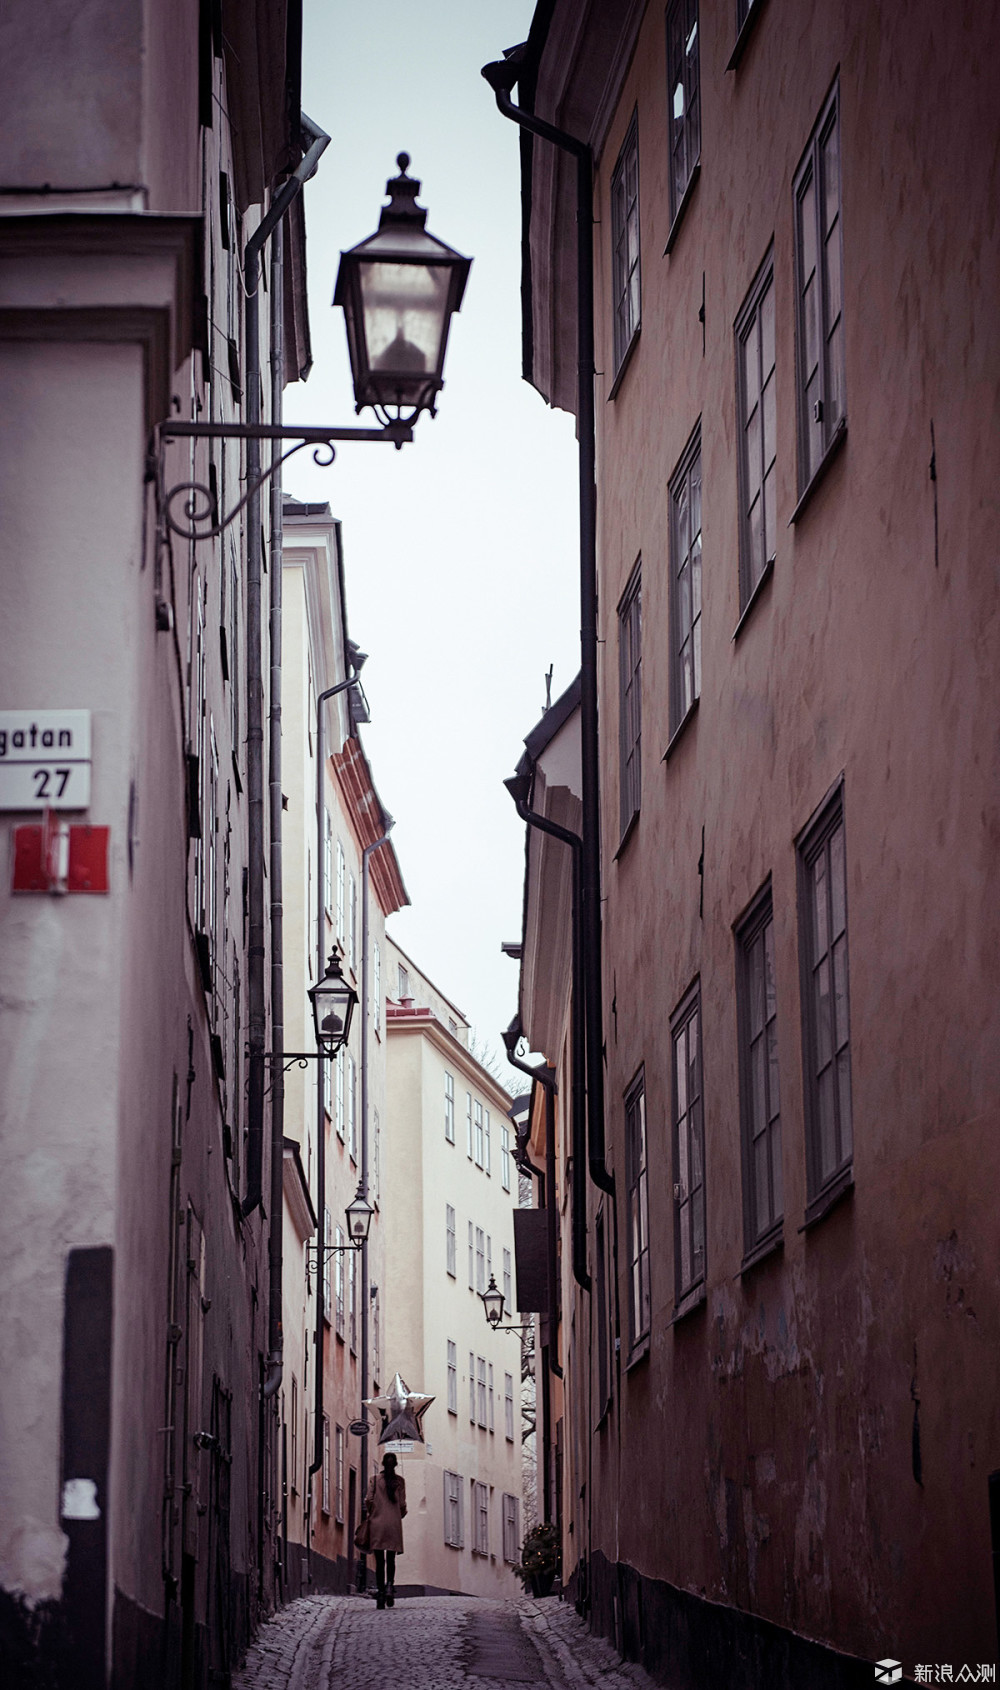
0;710;92;810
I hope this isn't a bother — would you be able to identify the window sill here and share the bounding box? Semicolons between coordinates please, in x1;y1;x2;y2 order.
732;556;775;642
671;1283;706;1325
614;808;640;860
664;162;701;256
738;1227;783;1277
789;418;847;525
607;326;641;402
726;0;771;71
625;1333;650;1372
662;696;699;762
799;1169;854;1232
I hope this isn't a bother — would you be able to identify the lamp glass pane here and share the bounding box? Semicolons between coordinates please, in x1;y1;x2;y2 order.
359;260;450;375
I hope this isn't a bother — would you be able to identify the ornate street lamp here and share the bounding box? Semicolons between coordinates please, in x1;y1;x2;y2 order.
345;1181;375;1247
334;154;471;424
309;950;358;1057
481;1273;505;1330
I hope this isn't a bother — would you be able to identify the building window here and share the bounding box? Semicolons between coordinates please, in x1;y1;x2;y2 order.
735;248;776;607
322;1056;332;1121
347;1247;357;1352
373;1108;380;1205
323;810;333;918
374;940;381;1034
447;1340;458;1414
611;111;641;373
488;1363;495;1433
348;872;357;971
347;1052;358;1161
502;1493;520;1564
672;983;705;1302
477;1357;487;1427
322;1415;331;1515
322;1208;332;1321
334;1226;345;1337
466;1092;474;1158
371;1286;380;1388
484;1109;491;1175
336;840;346;942
669;423;702;733
473;1481;489;1555
475;1227;485;1294
397;962;409;1000
446;1204;457;1277
736;884;782;1250
290;1375;299;1495
624;1071;650;1345
798;787;852;1208
618;562;641;837
474;1101;484;1167
504;1372;515;1442
468;1221;474;1289
469;1353;476;1423
501;1125;511;1191
444;1470;463;1547
335;1425;345;1523
335;1048;345;1141
793;81;845;494
444;1071;455;1143
666;0;701;224
502;1247;512;1312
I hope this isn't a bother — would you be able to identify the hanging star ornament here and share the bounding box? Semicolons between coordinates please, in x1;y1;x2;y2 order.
363;1372;434;1446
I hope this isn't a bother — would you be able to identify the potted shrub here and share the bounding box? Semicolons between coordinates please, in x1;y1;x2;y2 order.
513;1521;560;1598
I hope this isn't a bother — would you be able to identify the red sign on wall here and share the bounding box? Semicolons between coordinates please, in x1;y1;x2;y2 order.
12;821;109;893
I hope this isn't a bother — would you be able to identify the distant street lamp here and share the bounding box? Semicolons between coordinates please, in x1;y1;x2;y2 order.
306;1180;374;1283
309;951;358;1057
335;154;471;423
479;1273;532;1336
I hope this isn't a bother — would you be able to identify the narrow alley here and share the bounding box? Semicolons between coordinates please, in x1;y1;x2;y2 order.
233;1594;658;1690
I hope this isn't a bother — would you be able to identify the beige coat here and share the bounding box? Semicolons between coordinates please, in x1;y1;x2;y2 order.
365;1470;407;1553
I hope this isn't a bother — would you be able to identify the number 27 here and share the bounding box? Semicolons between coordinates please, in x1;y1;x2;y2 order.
33;768;71;799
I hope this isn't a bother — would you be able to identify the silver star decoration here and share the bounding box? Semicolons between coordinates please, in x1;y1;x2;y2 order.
364;1372;434;1446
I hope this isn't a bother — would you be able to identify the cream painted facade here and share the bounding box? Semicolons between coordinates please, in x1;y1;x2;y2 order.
383;942;523;1596
280;502;406;1595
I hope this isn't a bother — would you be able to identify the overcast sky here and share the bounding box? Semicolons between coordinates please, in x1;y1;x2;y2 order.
285;1;579;1066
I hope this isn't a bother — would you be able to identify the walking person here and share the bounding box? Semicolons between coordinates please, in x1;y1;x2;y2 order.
364;1452;406;1610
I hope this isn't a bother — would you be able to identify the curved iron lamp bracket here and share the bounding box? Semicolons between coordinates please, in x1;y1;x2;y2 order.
152;418;413;543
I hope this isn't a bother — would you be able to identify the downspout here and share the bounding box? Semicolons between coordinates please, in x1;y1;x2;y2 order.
483;54;613;1198
358;826;392;1579
310;672;363;1484
244;114;331;1221
502;1026;562;1381
263;219;286;1400
504;771;589;1293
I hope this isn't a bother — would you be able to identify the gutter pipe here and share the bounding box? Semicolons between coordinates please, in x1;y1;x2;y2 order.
483;55;613;1198
243;113;330;1223
504;772;589;1293
358;825;392;1579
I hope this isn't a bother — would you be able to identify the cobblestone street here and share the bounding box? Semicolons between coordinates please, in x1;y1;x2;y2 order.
232;1593;663;1690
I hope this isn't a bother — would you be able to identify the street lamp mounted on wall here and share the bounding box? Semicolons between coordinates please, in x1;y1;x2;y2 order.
306;1180;375;1282
480;1273;531;1336
309;950;358;1057
335;154;471;426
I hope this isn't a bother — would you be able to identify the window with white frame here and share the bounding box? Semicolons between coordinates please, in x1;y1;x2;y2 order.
666;0;701;225
735;248;776;607
488;1363;494;1433
475;1228;485;1294
466;1092;473;1158
335;1226;345;1337
669;423;703;733
611;110;641;372
736;883;783;1251
324;810;333;918
502;1247;512;1312
322;1414;331;1515
374;940;381;1034
447;1340;458;1414
473;1481;489;1556
477;1357;487;1427
397;962;409;1000
371;1285;380;1389
336;840;346;943
798;786;852;1211
348;872;357;971
373;1108;380;1204
322;1056;332;1121
347;1052;358;1161
335;1425;344;1522
444;1470;463;1547
348;1247;357;1352
474;1101;484;1167
446;1204;457;1277
672;983;705;1302
444;1071;455;1143
793;81;845;495
335;1048;345;1141
469;1353;476;1423
502;1493;520;1563
323;1207;332;1321
487;1234;492;1289
468;1221;474;1289
501;1124;511;1190
484;1109;491;1175
625;1069;651;1346
504;1372;515;1442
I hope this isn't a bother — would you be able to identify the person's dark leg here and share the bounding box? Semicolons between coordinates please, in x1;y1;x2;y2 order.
374;1549;386;1608
385;1550;396;1605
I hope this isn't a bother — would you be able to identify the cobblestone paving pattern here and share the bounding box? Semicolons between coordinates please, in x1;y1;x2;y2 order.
232;1592;666;1690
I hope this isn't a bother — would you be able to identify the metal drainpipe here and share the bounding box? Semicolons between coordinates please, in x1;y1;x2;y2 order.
309;673;362;1485
358;827;392;1583
483;55;613;1199
504;772;589;1293
502;1033;562;1381
263;218;285;1401
243;115;330;1220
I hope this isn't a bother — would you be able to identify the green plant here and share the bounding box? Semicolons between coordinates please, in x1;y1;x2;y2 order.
513;1521;560;1589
